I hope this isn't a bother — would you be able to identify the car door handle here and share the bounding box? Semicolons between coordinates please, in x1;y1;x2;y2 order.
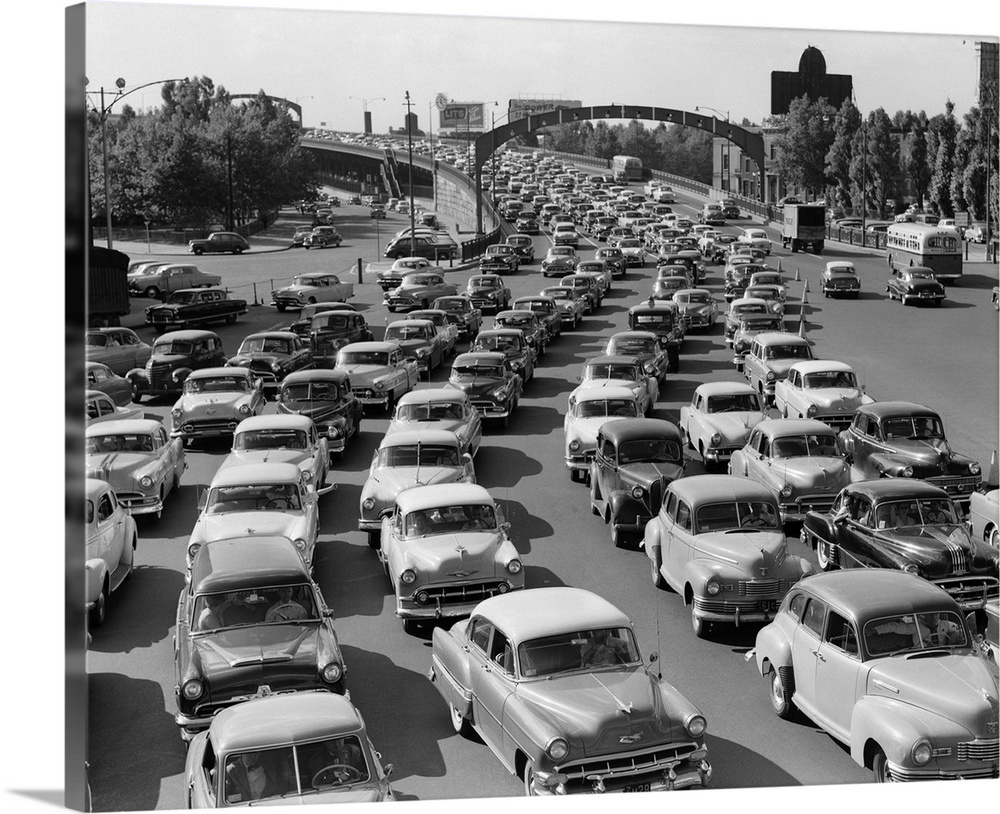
811;650;826;662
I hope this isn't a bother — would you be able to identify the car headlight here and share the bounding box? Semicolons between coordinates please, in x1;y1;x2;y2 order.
238;404;251;415
302;471;314;483
806;404;818;417
505;559;522;575
416;348;430;357
321;662;343;683
374;380;386;390
900;465;914;477
139;475;154;489
911;739;932;766
780;484;794;498
545;737;569;761
710;433;722;447
903;563;920;575
187;543;201;561
765;371;775;381
293;538;307;552
631;485;645;499
362;498;376;511
705;579;721;596
569;440;581;452
328;426;344;438
685;714;707;739
270;361;282;372
171;408;182;419
400;569;417;585
182;679;204;700
970;462;981;475
491;385;509;399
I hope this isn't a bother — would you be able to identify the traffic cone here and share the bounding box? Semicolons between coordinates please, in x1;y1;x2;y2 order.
794;267;800;281
987;450;998;487
777;259;783;274
802;287;808;306
798;319;806;338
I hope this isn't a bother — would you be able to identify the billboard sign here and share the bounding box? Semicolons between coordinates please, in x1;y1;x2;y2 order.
439;103;486;131
508;99;583;122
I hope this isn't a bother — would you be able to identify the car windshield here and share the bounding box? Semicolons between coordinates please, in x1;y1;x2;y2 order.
471;278;498;288
496;315;533;328
184;376;250;394
86;433;154;453
618;439;681;464
740;318;783;333
611;339;655;355
385;325;429;341
292;277;321;287
234;430;308;450
546;290;572;300
153;340;193;355
765;344;812;360
633;314;673;328
193;583;317;634
683;292;711;304
881;416;944;440
804;371;857;389
378;444;461;467
873;498;959;529
404;504;497;537
338;351;388;366
85;334;109;346
167;291;197;304
551;248;574;257
396;402;464;421
517;626;639;677
474;335;520;353
575;399;638;418
312;315;349;330
770;434;840;458
705;393;761;413
205;483;302;514
695;501;780;532
863;611;968;657
239;337;292;355
452;364;503;379
281;382;342;402
733;304;768;317
586;364;638;381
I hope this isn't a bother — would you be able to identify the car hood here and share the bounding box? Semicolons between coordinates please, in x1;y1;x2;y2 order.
400;531;511;575
229;353;287;366
194;625;324;677
703;412;762;444
762;359;799;378
467;286;504;297
338;365;390;385
148;353;190;368
869;524;996;575
367;467;467;499
796;388;863;412
515;667;687;752
566;416;629;445
768;456;849;490
867;653;999;735
619;462;685;487
578;378;641;393
277;401;346;425
390;418;467;438
448;378;506;398
86;452;154;482
190;512;303;545
177;392;248;412
694;531;788;574
885;437;958;467
226;450;312;468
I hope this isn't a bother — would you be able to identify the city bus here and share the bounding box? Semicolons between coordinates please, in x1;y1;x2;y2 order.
886;222;963;282
612;155;643;183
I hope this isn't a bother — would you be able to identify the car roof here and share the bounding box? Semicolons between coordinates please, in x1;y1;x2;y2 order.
729;298;769;309
387;319;435;329
190;537;310;593
378;428;460;447
397;388;468;404
208;462;302;487
608;331;657;342
669;473;779;504
855;401;939;419
453;351;506;365
395;483;493;512
473;587;631;642
844;479;951;502
600;418;683;443
155;330;219;341
753;332;810;346
788;360;854;375
209;692;364;754
340;341;399;352
793;570;960;625
754;418;838;438
570;384;637;401
86;418;164;436
235;414;313;431
187;366;253;379
585;354;642;366
241;331;299;340
281;368;351;385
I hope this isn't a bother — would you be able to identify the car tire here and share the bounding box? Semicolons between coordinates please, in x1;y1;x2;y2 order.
89;583;108;628
450;703;472;737
872;748;893;783
523;764;537;797
650;555;665;589
366;530;381;550
276;304;286;312
815;536;839;572
769;666;796;720
225;314;238;325
988;526;998;549
611;523;627;549
193;247;204;256
144;286;161;300
402;618;421;635
569;468;580;483
233;246;244;254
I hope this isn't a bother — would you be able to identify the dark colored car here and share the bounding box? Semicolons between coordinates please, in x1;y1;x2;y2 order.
127;329;227;401
471;328;535;384
627;300;684;373
465;274;512;315
505;234;536;262
594;246;626;277
308;310;375;360
432;295;483;340
589;419;686;547
886;266;946;306
188;232;250;256
494;309;548;356
800;480;999;610
173;536;347;741
144;287;248;333
479;244;521;275
604;330;672;382
226;331;314;387
840;402;983;507
511;296;562;343
447;351;522;426
276;368;363;459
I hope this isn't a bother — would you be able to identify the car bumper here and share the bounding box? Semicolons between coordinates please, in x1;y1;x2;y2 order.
692;596;783;625
534;747;712;795
351;388;392;405
115;492;163;516
565;452;596;472
701;446;740;464
470;400;513;419
171;419;242;439
397;581;523;620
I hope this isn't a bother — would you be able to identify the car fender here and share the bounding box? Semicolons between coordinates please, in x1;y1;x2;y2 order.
608;490;645;525
429;623;474;718
642;516;662;559
754;624;792;677
684;560;741;602
85;557;110;603
849;695;949;770
867;452;912;477
126;367;149;387
172;367;193;386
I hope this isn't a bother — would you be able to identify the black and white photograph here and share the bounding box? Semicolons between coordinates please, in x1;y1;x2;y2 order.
7;1;1000;813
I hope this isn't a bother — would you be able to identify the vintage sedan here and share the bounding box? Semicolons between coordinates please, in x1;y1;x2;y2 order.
85;328;152;376
540;245;579;277
576;355;658;417
276;369;362;459
174;536;348;741
429;587;712;795
563;385;641;483
387;388;482;457
736;227;772;254
447;351;522;426
376;256;440;292
335;341;419;412
742;284;785;318
302;225;343;249
593;246;626;277
539;286;584;329
505;233;536;261
603;330;671;382
184;692;394;806
465;274;512;315
359;429;475;546
559;273;603;314
385;271;458;312
751;570;1000;782
384;319;446;376
651;276;687;302
679;378;763;466
969;488;1000;550
575;260;612;294
86;361;134;407
731;314;786;369
840;402;983;507
218;414;332;496
741;332;815;404
471;328;535;384
479;243;521;275
886;266;946;306
821;261;862;298
723;297;771;345
85;478;138;627
493;309;548;355
144;287;248;334
377;483;523;632
673;289;718;332
285;302;357;343
271;273;354;311
85;390;143;425
226;331;313;388
188;232;250;256
86;419;186;519
729;419;851;525
589;419;686;547
306;310;374;361
643;475;815;637
407;309;460;357
774;360;871;430
511;296;562;343
186;462;320;569
169;367;265;444
799;480;999;610
431;295;482;340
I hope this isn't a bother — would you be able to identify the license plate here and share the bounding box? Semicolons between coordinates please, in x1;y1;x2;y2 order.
624;783;651;793
756;599;778;612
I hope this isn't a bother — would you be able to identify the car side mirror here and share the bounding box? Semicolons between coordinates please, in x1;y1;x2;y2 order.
383;763;395;779
197;488;208;510
648;651;659;665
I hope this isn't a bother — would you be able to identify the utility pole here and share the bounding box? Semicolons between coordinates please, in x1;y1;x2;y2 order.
405;91;416;257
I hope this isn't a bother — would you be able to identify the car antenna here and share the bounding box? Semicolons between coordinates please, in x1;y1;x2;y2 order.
655;604;664;681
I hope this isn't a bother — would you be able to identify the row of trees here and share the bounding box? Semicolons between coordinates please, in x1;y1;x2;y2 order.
87;76;318;231
773;95;997;223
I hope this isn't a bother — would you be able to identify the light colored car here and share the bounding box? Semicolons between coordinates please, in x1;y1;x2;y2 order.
643;474;815;637
964;224;988;243
218;414;332;495
86;419;186;519
729;418;851;524
552;221;580;247
302;225;343;249
168;367;265;443
376;256;441;292
679;381;767;467
359;429;475;545
774;360;873;430
540;245;579;277
576;355;658;418
384;319;447;376
85;390;143;425
653;185;676;203
184;692;394;806
85;478;138;627
271;273;354;311
968;488;999;549
430;587;712;796
673;289;718;331
384;271;458;312
186;462;319;569
723;297;771;345
563;384;640;482
376;483;524;633
821;261;861;298
539;286;584;328
751;570;999;782
86;361;134;407
127;263;222;299
736;227;772;254
742;284;785;318
742;332;815;404
85;328;152;376
335;341;419;411
387;388;482;457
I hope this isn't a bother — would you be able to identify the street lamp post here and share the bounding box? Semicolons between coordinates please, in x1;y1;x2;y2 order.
86;76;185;250
350;96;385;135
405;91;416;257
695;106;731;193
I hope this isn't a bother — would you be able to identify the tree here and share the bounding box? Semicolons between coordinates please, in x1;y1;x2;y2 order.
772;95;837;198
928;101;959;217
824;98;861;212
861;109;899;220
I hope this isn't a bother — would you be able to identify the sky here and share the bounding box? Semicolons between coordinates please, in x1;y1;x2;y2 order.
80;0;998;134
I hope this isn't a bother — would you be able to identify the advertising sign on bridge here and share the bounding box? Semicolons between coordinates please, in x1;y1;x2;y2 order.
508;99;583;122
439;103;486;131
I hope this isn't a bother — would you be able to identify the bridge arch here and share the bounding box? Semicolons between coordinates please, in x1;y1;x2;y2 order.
473;104;765;232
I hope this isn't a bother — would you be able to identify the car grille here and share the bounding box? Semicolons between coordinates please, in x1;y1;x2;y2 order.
924;474;982;500
814;414;853;431
470;399;505;415
353;387;386;402
149;312;177;324
932;576;999;609
273;296;303;307
412;580;512;606
957;739;999;762
181;418;240;434
556;742;701;790
149;361;176;391
783;495;837;516
115;492;158;510
737;579;786;596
